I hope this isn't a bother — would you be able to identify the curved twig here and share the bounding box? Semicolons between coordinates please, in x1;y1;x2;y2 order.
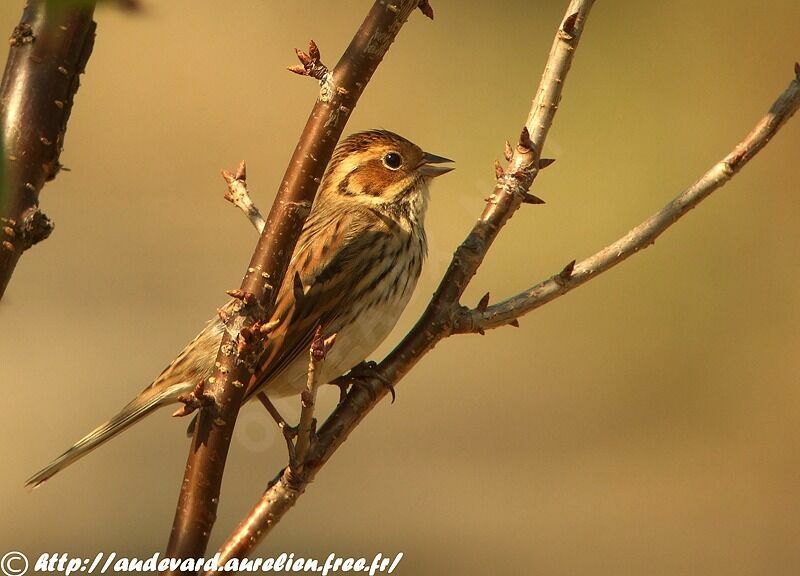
454;69;800;334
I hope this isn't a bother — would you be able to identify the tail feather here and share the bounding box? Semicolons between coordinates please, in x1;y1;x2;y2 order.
26;383;188;489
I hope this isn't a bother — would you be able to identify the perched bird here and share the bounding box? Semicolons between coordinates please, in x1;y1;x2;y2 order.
27;130;453;488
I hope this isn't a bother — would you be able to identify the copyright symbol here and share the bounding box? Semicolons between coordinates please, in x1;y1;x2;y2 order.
0;551;28;576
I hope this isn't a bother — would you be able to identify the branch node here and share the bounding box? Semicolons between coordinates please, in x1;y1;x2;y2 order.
288;40;329;82
173;380;213;418
310;326;337;362
508;318;520;328
21;209;54;249
9;23;34;46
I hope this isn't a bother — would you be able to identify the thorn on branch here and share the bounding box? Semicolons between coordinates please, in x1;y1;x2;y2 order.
494;159;505;179
521;193;545;205
561;12;579;39
508;319;520;328
417;0;434;20
504;141;513;161
557;260;576;285
538;158;556;170
518;126;535;154
477;292;490;312
288;40;329;81
795;61;800;78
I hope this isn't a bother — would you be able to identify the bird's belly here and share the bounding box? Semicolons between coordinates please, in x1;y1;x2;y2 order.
266;289;414;398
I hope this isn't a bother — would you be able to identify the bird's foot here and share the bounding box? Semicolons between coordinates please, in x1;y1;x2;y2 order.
348;361;396;403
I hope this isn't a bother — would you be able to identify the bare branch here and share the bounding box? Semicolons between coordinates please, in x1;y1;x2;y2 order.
456;69;800;334
222;161;265;234
0;0;96;299
164;0;426;567
208;0;595;566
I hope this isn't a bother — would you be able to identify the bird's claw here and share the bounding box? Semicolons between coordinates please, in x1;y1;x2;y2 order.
348;361;396;403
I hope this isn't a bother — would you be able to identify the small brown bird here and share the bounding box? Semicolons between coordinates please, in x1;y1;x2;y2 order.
27;130;453;487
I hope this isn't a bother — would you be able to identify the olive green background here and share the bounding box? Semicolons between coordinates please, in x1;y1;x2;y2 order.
2;2;799;574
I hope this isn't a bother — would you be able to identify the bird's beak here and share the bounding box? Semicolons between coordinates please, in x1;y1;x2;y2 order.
418;151;454;178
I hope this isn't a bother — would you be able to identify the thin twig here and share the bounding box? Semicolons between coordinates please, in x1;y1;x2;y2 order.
454;69;800;334
164;1;425;569
257;392;296;462
0;0;96;299
222;161;265;234
207;1;595;567
293;327;335;467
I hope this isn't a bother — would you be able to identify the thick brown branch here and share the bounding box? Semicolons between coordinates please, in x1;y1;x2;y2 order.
208;0;595;566
164;1;424;569
0;0;96;299
455;71;800;334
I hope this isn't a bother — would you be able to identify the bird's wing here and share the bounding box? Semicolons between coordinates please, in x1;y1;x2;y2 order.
243;205;386;399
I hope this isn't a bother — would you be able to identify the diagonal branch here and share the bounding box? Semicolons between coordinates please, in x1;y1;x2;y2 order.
207;0;596;567
0;0;96;300
164;1;427;570
454;66;800;334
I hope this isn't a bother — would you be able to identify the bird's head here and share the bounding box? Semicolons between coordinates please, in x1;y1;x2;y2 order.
320;130;453;210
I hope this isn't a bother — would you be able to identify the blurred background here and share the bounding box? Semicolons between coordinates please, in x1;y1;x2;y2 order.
2;1;800;574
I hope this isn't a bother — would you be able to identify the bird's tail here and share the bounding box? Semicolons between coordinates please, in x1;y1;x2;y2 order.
26;382;190;489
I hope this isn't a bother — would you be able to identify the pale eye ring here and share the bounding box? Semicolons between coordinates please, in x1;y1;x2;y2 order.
382;151;403;170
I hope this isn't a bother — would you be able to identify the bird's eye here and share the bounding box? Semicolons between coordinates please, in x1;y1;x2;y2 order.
382;152;403;170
